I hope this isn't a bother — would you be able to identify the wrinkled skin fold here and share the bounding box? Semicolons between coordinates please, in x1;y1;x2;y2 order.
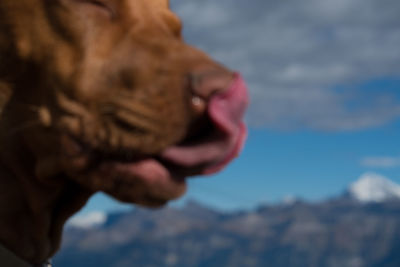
0;0;248;264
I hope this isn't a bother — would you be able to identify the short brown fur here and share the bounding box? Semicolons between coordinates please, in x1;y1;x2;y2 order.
0;0;232;264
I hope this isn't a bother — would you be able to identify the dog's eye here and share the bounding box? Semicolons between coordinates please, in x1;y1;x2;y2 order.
72;0;115;19
85;0;114;17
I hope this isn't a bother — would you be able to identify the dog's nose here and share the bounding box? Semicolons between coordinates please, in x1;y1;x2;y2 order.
189;69;234;100
189;69;234;114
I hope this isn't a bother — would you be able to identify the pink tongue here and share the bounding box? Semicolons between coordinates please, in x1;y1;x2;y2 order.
162;73;249;175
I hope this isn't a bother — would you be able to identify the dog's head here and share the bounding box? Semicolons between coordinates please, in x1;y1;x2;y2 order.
0;0;248;207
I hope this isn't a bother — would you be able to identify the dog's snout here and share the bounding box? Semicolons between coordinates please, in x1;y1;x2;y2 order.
189;69;234;100
188;69;234;114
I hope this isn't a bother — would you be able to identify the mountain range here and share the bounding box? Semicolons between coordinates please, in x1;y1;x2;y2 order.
53;173;400;267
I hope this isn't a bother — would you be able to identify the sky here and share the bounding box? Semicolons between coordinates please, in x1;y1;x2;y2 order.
75;0;400;216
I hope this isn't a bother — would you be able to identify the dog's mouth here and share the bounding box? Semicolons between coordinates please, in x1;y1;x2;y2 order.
61;74;248;203
160;73;248;176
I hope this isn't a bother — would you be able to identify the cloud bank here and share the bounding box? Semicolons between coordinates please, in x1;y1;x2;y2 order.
171;0;400;131
361;156;400;168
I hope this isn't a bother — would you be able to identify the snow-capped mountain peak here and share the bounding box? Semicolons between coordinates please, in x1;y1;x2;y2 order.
68;211;108;229
348;173;400;203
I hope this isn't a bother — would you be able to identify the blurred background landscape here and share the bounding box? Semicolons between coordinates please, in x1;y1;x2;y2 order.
55;0;400;266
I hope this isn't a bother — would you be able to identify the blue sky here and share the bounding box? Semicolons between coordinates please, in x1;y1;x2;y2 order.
75;0;400;215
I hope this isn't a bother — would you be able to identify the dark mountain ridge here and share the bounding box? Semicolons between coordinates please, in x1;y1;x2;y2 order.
54;197;400;267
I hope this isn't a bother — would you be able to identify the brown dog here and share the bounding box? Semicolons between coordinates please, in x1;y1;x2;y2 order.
0;0;248;265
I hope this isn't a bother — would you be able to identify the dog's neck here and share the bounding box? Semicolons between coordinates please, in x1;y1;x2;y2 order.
0;118;91;265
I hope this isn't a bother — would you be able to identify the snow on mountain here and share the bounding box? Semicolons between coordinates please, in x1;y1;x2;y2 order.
281;195;300;205
348;173;400;203
68;211;108;229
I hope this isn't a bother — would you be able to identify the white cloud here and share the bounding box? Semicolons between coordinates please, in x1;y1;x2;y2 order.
361;156;400;168
171;0;400;131
68;211;107;229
